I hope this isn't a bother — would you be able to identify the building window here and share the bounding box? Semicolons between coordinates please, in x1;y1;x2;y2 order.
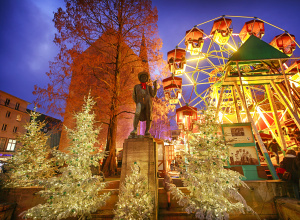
6;111;11;118
6;139;16;151
1;124;7;131
13;126;18;133
0;138;6;151
15;103;20;110
5;99;10;106
16;114;22;122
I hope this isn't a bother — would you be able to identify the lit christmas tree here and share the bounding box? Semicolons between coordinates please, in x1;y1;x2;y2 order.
170;107;257;220
5;108;56;187
114;162;154;220
24;94;110;219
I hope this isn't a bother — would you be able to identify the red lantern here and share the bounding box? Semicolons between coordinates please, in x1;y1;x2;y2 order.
239;20;265;42
163;76;182;104
167;48;186;75
270;33;296;56
210;18;232;45
185;28;204;55
176;106;197;131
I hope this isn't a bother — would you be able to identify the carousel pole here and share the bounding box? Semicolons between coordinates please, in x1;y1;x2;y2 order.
265;84;287;152
271;80;300;130
215;68;230;120
279;59;296;112
235;61;278;179
232;85;242;123
215;86;225;120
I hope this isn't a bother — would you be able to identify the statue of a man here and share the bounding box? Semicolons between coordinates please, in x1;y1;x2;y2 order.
130;71;157;137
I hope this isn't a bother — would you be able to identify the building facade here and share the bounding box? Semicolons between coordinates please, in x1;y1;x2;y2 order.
26;109;62;149
0;90;30;164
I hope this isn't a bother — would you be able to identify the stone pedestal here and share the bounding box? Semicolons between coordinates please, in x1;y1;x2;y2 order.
120;138;158;220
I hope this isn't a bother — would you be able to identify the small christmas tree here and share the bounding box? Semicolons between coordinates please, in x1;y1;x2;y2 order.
170;107;257;220
24;93;110;220
114;162;154;220
5;108;56;188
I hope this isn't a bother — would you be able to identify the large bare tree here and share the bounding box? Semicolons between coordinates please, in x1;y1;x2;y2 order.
34;0;162;176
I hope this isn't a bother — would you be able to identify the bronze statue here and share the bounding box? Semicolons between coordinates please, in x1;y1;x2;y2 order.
130;71;157;137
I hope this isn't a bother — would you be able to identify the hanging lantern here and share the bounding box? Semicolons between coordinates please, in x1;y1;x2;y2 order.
176;105;197;131
185;28;204;55
167;48;186;76
270;33;296;56
210;18;232;45
239;20;265;43
163;76;182;104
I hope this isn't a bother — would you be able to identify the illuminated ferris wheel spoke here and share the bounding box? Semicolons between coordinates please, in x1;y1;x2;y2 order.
195;16;223;27
229;32;239;49
257;18;285;32
211;43;224;66
186;57;205;62
186;64;197;70
225;15;255;19
217;45;226;67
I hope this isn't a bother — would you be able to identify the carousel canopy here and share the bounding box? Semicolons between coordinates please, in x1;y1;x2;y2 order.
229;35;289;62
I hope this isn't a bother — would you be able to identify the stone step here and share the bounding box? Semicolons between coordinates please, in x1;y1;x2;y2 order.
91;208;265;220
91;210;114;219
91;208;194;219
158;208;195;220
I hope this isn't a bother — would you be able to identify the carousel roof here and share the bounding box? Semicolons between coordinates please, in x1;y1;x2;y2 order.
229;35;289;62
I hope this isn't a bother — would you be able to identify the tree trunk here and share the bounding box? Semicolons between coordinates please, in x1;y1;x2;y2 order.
102;113;117;176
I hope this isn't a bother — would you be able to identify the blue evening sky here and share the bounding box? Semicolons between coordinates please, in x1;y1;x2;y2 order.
1;0;300;120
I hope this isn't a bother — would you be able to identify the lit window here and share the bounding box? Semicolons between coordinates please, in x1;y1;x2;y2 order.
5;99;10;106
13;126;18;133
15;103;20;110
16;115;22;122
0;138;6;151
5;111;11;118
1;124;7;131
6;139;16;151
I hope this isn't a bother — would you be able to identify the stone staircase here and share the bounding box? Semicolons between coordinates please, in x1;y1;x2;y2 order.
91;178;190;219
90;178;285;219
1;178;296;219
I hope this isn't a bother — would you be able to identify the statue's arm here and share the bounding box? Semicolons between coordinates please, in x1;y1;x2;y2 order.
133;85;137;103
150;80;157;98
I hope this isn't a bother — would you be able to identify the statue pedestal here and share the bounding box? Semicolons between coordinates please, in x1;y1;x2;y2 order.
121;138;158;220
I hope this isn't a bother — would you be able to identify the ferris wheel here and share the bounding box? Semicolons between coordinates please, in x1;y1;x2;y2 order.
163;15;300;143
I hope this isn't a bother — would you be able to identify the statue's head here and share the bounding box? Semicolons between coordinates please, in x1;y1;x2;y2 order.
138;71;149;83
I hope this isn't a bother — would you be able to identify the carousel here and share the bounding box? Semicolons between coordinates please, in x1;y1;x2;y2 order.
163;15;300;180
